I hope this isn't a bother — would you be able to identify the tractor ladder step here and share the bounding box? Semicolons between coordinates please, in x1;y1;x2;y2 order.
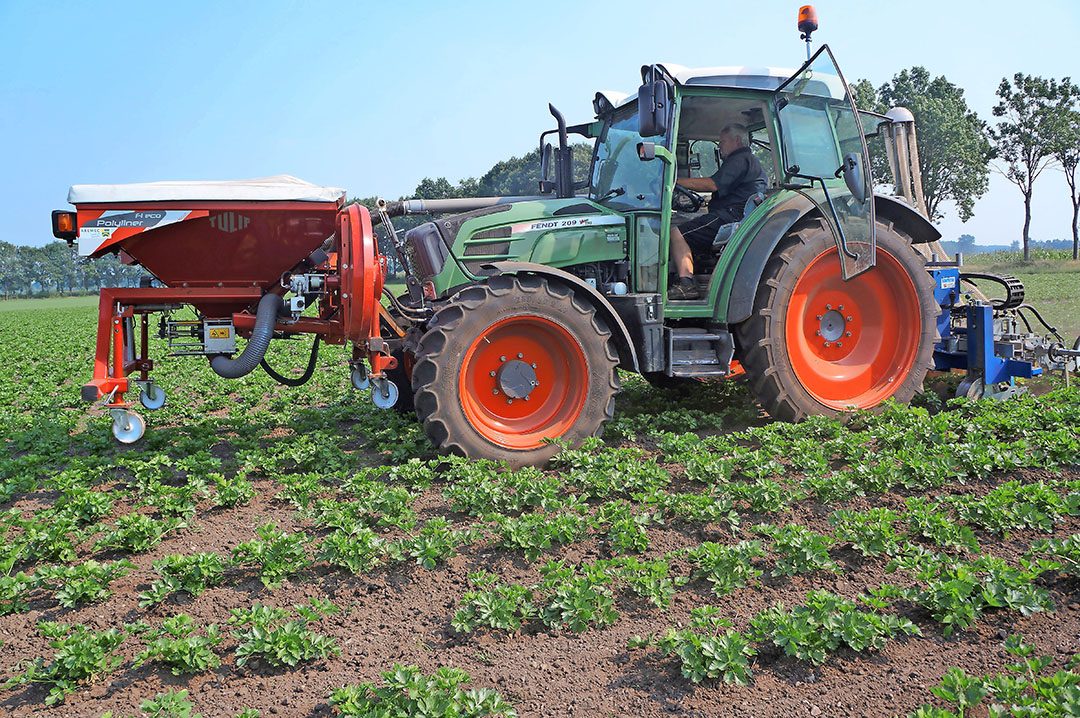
666;327;734;378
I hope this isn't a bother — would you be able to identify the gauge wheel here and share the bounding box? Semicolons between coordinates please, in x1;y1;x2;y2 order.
735;217;939;420
411;274;619;467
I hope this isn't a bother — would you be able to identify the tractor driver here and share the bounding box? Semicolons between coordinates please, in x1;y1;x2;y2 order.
668;123;768;300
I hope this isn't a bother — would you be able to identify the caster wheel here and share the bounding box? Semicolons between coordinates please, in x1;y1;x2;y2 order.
139;384;166;411
351;367;370;391
111;410;146;444
370;379;399;409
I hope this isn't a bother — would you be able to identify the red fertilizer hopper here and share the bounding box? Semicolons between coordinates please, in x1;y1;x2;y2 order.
55;176;392;441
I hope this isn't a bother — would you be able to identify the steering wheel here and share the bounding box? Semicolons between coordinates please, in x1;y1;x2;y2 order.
673;184;706;213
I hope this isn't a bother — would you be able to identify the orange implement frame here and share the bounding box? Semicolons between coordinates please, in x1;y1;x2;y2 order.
84;205;390;409
87;286;262;407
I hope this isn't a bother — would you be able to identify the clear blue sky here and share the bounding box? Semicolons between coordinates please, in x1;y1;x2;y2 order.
2;0;1077;248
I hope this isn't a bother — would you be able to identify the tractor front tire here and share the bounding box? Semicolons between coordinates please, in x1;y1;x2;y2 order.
411;275;619;467
735;218;938;421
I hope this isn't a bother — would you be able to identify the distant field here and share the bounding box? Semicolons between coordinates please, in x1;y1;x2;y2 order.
0;294;97;312
963;250;1080;341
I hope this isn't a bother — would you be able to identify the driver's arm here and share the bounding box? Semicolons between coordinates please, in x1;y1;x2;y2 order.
675;176;717;192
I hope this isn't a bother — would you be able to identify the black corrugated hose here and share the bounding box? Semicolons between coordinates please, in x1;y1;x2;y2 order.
261;335;321;387
210;293;288;379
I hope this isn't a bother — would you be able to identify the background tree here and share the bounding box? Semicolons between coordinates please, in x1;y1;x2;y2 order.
991;73;1076;260
852;67;992;223
956;233;976;254
1049;100;1080;259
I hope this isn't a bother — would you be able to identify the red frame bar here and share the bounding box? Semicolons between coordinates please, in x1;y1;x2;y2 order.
86;287;262;406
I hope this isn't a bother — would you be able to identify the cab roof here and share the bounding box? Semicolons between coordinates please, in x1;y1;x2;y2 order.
593;62;845;116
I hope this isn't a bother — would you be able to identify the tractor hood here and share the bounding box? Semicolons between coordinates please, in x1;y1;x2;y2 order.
403;197;629;295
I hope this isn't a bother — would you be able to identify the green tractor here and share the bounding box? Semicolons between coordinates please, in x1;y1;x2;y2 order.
375;41;941;466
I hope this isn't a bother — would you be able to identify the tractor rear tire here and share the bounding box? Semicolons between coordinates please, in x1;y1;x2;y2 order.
411;274;620;467
735;218;938;421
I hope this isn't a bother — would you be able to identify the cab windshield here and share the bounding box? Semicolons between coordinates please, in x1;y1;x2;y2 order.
590;103;665;212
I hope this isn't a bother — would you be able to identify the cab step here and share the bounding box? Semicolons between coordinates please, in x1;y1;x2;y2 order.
666;327;735;378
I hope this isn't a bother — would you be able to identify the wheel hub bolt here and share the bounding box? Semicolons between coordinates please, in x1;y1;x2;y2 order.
500;355;506;362
531;363;537;369
826;304;832;310
836;341;843;347
489;370;496;377
492;388;499;395
846;316;853;322
816;314;822;320
506;399;513;405
845;331;852;337
838;305;844;311
517;353;524;359
824;341;831;347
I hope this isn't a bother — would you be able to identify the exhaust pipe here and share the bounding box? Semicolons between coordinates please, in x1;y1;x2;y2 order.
210;293;288;379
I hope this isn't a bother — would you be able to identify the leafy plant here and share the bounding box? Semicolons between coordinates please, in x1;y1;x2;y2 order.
1027;534;1080;575
904;496;980;553
133;614;223;675
492;511;592;562
38;559;136;607
748;591;919;665
452;571;537;633
230;521;310;588
316;527;386;575
756;523;839;576
137;688;202;718
229;600;339;667
329;664;517;717
597;500;659;554
541;567;618;633
906;634;1080;718
209;472;256;508
687;540;765;596
391;517;478;570
640;606;755;685
3;623;132;705
94;513;184;553
138;552;226;607
828;507;901;557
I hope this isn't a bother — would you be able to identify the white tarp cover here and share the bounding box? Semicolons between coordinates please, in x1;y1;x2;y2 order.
68;175;346;204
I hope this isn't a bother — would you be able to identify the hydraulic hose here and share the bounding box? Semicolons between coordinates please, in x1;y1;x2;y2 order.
210;293;288;379
261;336;321;387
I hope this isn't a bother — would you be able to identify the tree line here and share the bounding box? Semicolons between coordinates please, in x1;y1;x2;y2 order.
853;68;1080;260
0;240;144;299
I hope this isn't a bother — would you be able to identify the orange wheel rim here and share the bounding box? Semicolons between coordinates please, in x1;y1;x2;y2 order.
459;315;588;449
785;247;920;410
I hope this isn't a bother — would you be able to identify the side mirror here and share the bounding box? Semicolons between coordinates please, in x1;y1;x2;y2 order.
538;143;555;194
637;79;668;138
838;152;868;203
637;142;655;161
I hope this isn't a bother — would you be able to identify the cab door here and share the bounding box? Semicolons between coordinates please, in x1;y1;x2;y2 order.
775;45;875;278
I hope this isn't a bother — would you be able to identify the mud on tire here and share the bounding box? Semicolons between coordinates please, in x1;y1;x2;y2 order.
735;218;939;421
411;274;620;467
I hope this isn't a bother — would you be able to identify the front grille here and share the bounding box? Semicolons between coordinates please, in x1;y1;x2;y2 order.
463;241;510;256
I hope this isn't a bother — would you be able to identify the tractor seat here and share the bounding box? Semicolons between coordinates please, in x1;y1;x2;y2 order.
711;192;766;252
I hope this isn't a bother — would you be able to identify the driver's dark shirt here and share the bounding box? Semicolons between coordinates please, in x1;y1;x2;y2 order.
707;146;768;218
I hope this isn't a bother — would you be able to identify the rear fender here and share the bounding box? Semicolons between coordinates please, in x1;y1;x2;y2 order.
721;193;940;326
720;192;819;326
479;261;639;372
875;194;941;244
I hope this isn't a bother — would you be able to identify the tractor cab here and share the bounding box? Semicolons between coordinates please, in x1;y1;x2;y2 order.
630;45;876;314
